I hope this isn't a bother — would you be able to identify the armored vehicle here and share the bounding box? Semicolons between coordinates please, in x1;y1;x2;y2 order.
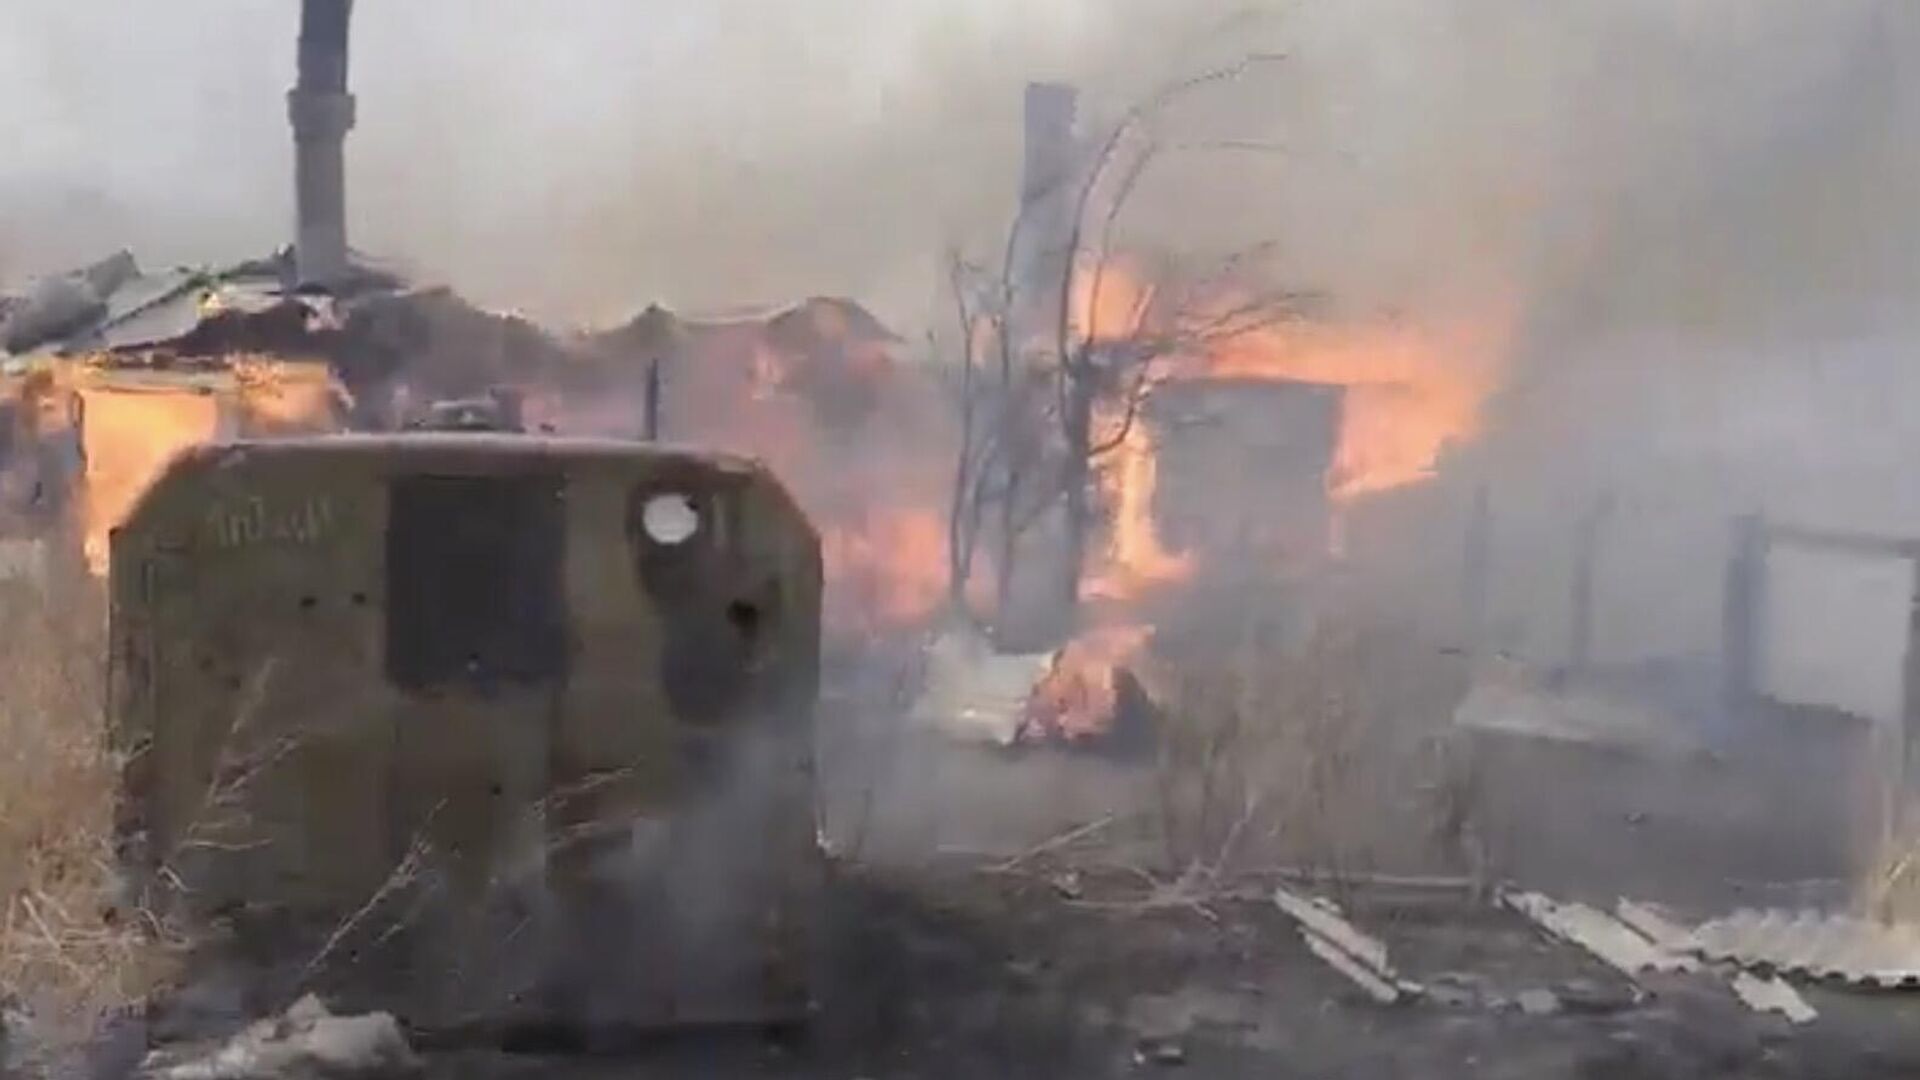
107;427;825;1031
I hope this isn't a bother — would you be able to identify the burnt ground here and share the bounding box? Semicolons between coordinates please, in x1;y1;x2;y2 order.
416;658;1920;1080
428;859;1920;1080
94;647;1920;1078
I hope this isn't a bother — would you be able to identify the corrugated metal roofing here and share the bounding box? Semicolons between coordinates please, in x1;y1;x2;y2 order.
91;271;211;351
1;251;325;359
1686;909;1920;988
1502;891;1696;975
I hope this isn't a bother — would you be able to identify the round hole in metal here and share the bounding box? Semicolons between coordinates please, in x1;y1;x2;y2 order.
641;493;699;545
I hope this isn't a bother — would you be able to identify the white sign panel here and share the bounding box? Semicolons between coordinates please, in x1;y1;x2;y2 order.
1760;544;1913;728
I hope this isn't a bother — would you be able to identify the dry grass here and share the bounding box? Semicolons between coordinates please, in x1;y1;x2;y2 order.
1147;597;1470;891
1153;618;1364;880
1861;784;1920;923
0;583;180;1062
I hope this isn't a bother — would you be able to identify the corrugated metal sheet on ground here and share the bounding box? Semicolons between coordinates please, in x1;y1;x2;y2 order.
1273;885;1415;1004
1728;971;1818;1023
1503;891;1695;974
1687;909;1920;988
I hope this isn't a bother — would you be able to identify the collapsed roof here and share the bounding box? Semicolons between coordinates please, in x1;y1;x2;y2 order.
0;249;906;431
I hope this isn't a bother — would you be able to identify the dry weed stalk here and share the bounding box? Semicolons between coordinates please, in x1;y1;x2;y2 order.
157;657;290;875
287;757;681;1004
0;586;182;1061
1151;602;1399;895
834;641;928;863
296;804;446;988
1861;786;1920;923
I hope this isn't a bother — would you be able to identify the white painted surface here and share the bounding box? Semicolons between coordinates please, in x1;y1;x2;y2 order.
1729;972;1818;1024
908;628;1051;746
1760;545;1913;727
640;493;699;545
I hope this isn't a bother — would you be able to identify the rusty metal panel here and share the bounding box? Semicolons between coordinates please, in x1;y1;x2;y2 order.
108;434;825;1028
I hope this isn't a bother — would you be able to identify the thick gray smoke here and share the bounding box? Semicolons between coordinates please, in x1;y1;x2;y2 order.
0;0;1273;327
6;1;1918;678
5;1;1909;338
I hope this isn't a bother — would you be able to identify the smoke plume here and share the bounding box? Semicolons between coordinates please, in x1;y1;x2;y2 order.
3;1;1911;344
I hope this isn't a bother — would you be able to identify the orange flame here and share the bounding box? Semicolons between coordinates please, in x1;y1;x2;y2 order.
1198;317;1494;499
1078;261;1496;599
76;388;224;575
1071;253;1157;347
1084;399;1193;603
234;359;342;434
1025;622;1152;742
1033;261;1502;740
1073;256;1196;604
821;508;951;635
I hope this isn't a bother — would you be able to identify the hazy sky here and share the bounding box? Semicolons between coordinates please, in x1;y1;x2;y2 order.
1;0;1914;343
0;0;1232;325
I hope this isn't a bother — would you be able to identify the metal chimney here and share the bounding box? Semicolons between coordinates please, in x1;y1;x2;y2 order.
1011;82;1080;356
1021;82;1079;207
289;0;356;288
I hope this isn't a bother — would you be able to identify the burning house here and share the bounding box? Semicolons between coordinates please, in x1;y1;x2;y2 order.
0;252;349;586
583;295;954;639
0;246;943;638
1144;376;1344;572
902;77;1506;747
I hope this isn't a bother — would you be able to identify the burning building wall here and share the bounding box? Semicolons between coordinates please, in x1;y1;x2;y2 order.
584;295;957;639
1145;376;1343;570
0;241;960;644
0;253;351;580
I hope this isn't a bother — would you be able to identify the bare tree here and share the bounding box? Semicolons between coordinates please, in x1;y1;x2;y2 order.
941;235;1069;637
1048;56;1293;619
941;55;1303;639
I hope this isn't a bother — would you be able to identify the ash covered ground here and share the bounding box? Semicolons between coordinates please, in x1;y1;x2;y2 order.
429;840;1920;1080
408;645;1920;1080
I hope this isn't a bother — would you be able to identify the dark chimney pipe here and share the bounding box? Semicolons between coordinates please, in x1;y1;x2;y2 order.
1011;82;1080;354
289;0;356;288
1021;82;1078;206
644;358;663;442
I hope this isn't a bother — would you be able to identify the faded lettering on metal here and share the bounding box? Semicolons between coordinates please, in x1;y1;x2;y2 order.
204;494;336;549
